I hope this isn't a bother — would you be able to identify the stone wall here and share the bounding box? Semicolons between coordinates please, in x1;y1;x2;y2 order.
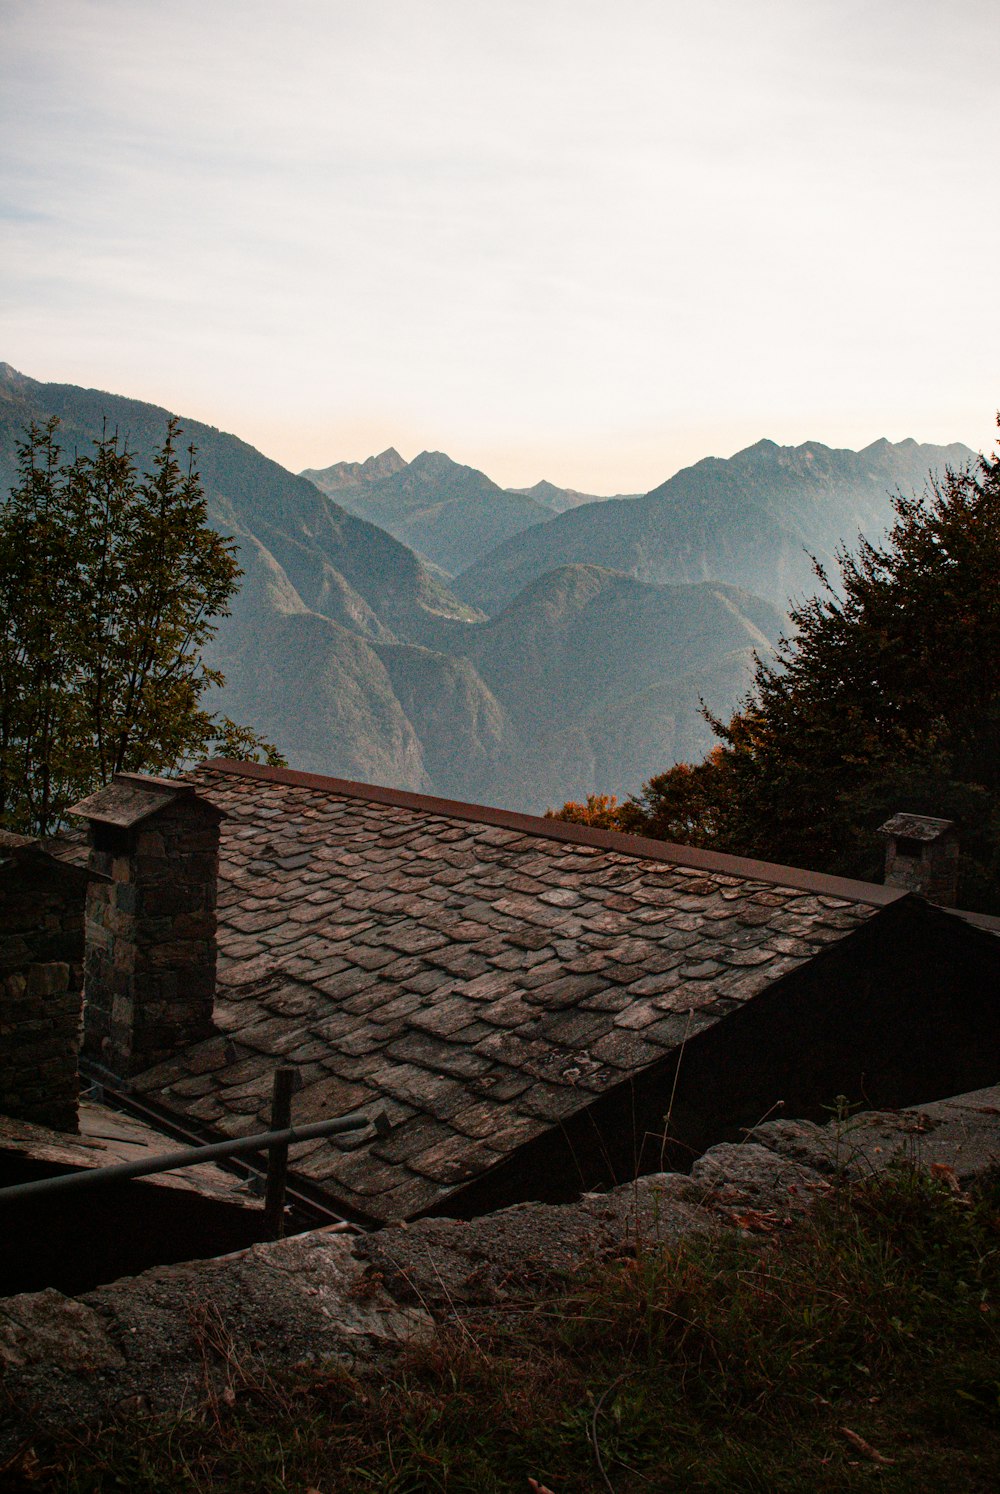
0;835;87;1132
82;794;221;1078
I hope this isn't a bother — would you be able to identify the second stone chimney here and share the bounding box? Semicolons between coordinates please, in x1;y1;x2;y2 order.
70;773;224;1079
878;813;959;907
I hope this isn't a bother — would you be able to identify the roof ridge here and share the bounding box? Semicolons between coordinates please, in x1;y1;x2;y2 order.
201;758;902;908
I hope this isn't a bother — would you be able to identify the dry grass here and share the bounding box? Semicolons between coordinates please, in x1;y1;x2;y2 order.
6;1163;1000;1493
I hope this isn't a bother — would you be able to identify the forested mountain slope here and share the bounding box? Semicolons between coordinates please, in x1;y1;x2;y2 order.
302;448;552;575
508;478;642;513
455;436;975;615
4;364;951;813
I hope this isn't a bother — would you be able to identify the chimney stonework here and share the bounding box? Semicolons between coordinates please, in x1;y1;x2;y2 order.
0;832;87;1132
70;774;224;1079
879;813;959;907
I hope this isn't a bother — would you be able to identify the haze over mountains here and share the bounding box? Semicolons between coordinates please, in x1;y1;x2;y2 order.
455;436;974;615
304;448;554;575
303;447;642;574
0;363;973;812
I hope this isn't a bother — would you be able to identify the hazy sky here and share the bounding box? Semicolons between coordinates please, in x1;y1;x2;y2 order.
3;0;998;490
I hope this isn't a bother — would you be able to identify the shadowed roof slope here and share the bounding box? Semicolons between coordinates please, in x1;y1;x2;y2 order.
125;761;895;1225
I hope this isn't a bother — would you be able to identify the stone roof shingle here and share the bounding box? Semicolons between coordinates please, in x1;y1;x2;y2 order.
128;763;886;1224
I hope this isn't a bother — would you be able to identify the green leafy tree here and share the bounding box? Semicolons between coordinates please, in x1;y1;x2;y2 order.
625;434;1000;911
0;417;283;835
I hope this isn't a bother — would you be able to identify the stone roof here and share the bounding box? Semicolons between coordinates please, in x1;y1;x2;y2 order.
69;772;223;830
125;761;899;1225
0;828;89;885
879;812;955;843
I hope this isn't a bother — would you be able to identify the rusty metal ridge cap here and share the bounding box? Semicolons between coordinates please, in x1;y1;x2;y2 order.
201;758;905;908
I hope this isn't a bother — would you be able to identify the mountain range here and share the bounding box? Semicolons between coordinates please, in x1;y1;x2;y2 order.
303;447;642;574
302;448;553;576
0;363;973;811
453;435;974;615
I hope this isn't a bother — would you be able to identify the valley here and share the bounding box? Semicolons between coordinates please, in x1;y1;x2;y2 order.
0;363;971;813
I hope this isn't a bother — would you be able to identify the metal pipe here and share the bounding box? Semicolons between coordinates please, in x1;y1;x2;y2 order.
0;1110;382;1204
77;1060;373;1228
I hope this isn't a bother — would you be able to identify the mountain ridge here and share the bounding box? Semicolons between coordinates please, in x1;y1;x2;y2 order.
302;446;554;576
1;363;972;813
454;434;976;614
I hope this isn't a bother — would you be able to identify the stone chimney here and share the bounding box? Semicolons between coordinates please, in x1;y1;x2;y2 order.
70;774;224;1079
0;832;88;1131
878;813;959;907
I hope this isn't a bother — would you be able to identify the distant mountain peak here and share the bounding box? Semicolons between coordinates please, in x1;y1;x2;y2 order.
301;445;407;492
367;445;405;469
410;449;464;476
0;362;36;392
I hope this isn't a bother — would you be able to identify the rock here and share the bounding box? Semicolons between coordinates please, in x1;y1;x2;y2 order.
0;1230;429;1457
3;1081;999;1452
0;1290;122;1372
753;1083;1000;1186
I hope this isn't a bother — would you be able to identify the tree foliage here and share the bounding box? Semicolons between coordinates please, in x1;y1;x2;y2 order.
0;418;283;835
544;793;626;830
623;437;1000;910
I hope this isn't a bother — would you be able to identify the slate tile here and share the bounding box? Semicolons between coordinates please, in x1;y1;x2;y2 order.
525;972;606;1009
381;925;450;955
327;1028;385;1057
652;984;718;1013
409;999;477;1037
603;961;651;985
515;1082;578;1122
349;945;398;972
710;966;776;1001
479;995;537;1030
506;927;552;951
768;936;814;957
295;1074;373;1120
640;1013;710;1049
579;987;633;1013
405;1133;505;1186
539;887;583;908
425;947;491;980
234;1014;302;1049
563;950;609;974
261;984;317;1018
590;1030;661;1070
540;1008;609;1047
402;968;454;996
369;1114;444;1164
385;1032;459;1075
322;1045;385;1076
613;1002;662;1031
364;1174;439;1223
489;948;534;971
362;1062;461;1111
313;969;379;1001
381;956;427;982
461;970;520;1001
185;1094;226;1123
490;895;556;926
228;908;289;934
518;959;566;990
624;971;682;998
721;945;778;967
679;959;724;980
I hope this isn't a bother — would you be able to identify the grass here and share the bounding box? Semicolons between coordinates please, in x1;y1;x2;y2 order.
5;1163;1000;1493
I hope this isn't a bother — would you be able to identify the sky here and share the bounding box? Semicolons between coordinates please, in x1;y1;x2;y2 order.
2;0;999;492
